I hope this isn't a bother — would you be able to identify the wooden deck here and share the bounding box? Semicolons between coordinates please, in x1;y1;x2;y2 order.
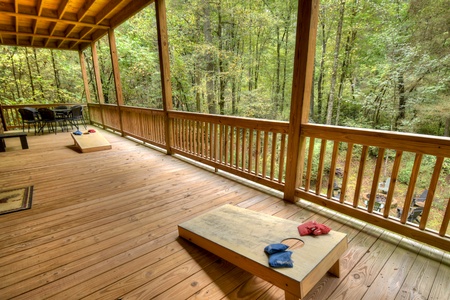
0;128;449;300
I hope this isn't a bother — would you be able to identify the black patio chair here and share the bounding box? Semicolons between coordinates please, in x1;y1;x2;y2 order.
18;108;40;135
68;105;87;130
37;108;65;134
54;105;69;119
412;189;428;207
396;206;423;223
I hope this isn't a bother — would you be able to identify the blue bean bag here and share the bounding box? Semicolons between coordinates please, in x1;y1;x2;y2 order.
268;251;294;268
264;243;289;255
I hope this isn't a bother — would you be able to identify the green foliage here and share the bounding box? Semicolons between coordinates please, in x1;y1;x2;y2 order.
0;46;85;105
0;0;448;139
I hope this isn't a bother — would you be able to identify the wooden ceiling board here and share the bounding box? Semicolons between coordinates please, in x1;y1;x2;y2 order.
0;0;153;51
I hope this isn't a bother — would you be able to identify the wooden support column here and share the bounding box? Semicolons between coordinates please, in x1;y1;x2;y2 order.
79;50;93;123
0;104;7;132
284;0;320;202
91;41;106;128
108;28;125;136
79;51;92;104
155;0;173;155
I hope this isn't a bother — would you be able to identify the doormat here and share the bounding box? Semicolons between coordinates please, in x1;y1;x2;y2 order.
0;186;33;215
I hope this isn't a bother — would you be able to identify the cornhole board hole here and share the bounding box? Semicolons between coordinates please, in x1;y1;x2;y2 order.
70;131;111;153
178;204;347;300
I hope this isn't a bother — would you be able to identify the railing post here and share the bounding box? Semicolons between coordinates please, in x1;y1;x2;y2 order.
155;0;174;155
79;50;93;125
91;41;106;129
284;0;320;202
0;104;7;132
108;28;125;136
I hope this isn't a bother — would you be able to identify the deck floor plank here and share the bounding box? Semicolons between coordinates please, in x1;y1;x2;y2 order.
362;238;422;299
428;253;450;300
0;129;446;300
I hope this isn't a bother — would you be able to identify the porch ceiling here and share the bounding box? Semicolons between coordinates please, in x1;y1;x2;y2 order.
0;0;153;51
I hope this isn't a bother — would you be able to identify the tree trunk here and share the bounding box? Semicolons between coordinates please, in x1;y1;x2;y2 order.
274;25;281;118
317;16;327;123
203;2;216;114
281;24;289;117
254;31;261;90
33;49;45;97
395;72;406;130
9;49;21;100
50;49;62;102
217;0;227;115
25;48;36;101
336;30;357;125
326;0;346;125
231;19;238;115
194;64;201;112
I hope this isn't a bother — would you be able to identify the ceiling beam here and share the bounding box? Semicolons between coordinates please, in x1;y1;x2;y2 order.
0;29;92;43
0;37;81;50
36;0;44;16
58;0;70;19
77;0;96;22
94;0;123;25
110;0;153;29
0;7;110;30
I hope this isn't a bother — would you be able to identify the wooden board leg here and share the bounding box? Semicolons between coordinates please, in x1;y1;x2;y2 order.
285;291;299;300
328;259;340;277
19;135;29;149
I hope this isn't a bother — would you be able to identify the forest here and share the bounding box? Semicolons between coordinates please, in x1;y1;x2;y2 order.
0;0;449;137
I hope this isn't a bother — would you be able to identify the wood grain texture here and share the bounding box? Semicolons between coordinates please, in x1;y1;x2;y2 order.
0;128;447;300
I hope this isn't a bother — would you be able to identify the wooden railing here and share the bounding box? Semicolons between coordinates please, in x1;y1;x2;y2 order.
297;124;450;250
3;102;449;251
169;111;289;191
88;104;166;149
88;103;121;132
0;104;89;131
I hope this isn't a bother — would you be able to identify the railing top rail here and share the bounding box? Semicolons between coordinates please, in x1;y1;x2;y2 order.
302;123;450;157
168;110;289;133
2;103;86;109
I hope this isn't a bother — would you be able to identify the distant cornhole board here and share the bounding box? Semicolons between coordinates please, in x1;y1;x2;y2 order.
70;131;111;153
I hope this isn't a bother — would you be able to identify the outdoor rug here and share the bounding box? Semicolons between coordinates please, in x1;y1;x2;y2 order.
0;186;33;215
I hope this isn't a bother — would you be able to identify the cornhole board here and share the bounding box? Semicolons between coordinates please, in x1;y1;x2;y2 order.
70;131;111;153
178;204;347;300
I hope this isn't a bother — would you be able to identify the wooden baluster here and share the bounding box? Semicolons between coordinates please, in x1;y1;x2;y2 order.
327;141;339;199
270;132;277;181
304;137;315;192
401;154;423;224
439;197;450;236
218;124;223;164
279;133;286;183
248;129;254;173
419;157;444;230
367;148;385;213
224;125;229;166
353;145;368;208
339;143;353;203
241;128;247;171
172;118;177;149
316;139;327;196
383;150;402;218
212;123;218;162
262;131;269;179
235;127;240;169
255;130;261;177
